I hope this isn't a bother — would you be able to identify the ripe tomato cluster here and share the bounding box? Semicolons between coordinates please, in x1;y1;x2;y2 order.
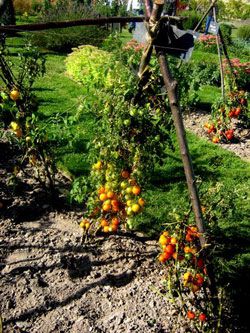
80;161;145;234
205;90;248;144
158;226;206;292
187;310;207;322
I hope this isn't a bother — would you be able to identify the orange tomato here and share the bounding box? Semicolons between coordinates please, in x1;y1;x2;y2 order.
212;136;220;144
99;193;107;201
102;203;111;211
184;246;191;254
111;225;118;232
101;219;109;227
138;198;145;207
10;89;20;101
112;217;119;226
172;252;178;260
132;185;141;195
165;244;175;255
158;254;166;263
103;226;110;233
185;233;193;242
107;191;115;199
111;199;119;206
98;186;106;195
170;237;177;245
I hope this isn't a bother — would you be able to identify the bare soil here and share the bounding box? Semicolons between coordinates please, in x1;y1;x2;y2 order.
0;205;193;333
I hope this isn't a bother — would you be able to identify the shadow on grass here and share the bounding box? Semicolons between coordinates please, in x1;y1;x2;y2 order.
213;227;250;332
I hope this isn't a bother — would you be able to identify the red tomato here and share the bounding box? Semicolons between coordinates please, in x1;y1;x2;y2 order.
187;311;195;320
234;107;241;116
199;313;207;321
165;244;175;255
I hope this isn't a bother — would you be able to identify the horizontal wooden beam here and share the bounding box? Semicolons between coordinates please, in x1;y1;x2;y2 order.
0;15;183;33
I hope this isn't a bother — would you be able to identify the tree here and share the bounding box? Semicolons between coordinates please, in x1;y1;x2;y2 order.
0;0;16;25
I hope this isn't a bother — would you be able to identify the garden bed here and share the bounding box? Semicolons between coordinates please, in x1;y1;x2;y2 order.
184;110;250;162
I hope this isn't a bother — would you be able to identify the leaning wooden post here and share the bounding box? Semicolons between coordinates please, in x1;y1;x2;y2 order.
213;6;225;100
149;0;207;248
193;0;217;33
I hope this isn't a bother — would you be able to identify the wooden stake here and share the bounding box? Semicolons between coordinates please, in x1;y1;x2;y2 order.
213;7;225;100
145;0;207;248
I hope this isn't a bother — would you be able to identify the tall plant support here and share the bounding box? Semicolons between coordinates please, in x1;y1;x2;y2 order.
213;6;225;100
140;0;207;248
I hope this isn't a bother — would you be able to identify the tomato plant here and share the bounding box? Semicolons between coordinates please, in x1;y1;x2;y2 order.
205;89;249;143
0;38;55;191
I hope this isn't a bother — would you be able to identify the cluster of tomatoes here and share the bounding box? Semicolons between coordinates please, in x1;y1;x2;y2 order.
204;122;235;143
205;90;248;144
183;271;204;293
158;226;206;292
80;162;145;234
187;310;207;322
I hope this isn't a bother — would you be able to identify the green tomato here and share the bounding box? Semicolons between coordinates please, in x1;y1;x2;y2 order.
126;207;133;216
127;218;133;229
185;253;193;260
124;194;131;201
123;119;131;126
129;109;137;117
126;186;133;194
120;181;127;189
154;135;160;142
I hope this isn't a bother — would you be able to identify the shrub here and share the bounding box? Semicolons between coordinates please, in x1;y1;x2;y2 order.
195;34;217;54
230;38;250;58
13;0;32;14
31;0;110;52
223;58;250;91
236;25;250;42
181;10;202;30
223;0;250;20
219;23;232;45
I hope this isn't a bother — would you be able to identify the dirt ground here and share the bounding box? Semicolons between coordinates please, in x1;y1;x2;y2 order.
0;205;195;333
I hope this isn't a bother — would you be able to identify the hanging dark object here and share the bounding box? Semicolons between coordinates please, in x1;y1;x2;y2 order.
154;23;196;61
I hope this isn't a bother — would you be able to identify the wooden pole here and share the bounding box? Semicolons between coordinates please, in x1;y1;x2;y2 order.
213;7;225;100
0;15;183;33
157;54;206;247
193;0;217;32
147;0;207;248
